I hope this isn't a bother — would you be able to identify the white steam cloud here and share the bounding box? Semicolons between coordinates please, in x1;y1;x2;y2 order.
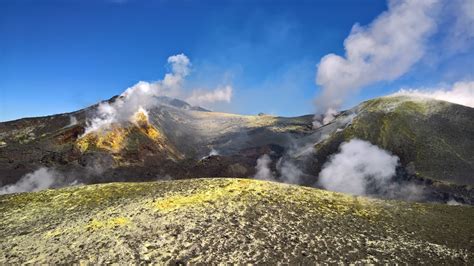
276;159;304;184
316;0;438;113
186;85;233;106
318;139;425;200
67;115;78;127
85;54;191;133
209;148;219;156
313;108;339;128
315;0;474;123
254;151;311;185
253;154;274;180
200;148;220;160
0;167;59;195
85;54;233;134
392;80;474;108
447;199;464;206
319;139;399;196
161;53;191;97
318;139;426;201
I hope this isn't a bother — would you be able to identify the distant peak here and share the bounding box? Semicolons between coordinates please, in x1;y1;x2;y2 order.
154;96;210;112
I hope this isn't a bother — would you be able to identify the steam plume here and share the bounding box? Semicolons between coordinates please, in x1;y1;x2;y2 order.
186;85;233;106
315;0;474;120
200;148;220;160
209;148;219;156
253;139;316;184
253;154;274;180
318;139;424;200
447;199;463;206
66;115;78;127
0;167;59;195
84;54;233;134
276;159;304;184
315;0;439;114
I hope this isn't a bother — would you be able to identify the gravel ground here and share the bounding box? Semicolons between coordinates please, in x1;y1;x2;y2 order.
1;178;473;264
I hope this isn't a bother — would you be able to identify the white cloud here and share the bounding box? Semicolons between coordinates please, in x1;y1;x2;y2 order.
444;0;474;53
392;80;474;107
167;54;191;76
0;168;59;195
161;53;191;96
315;0;439;113
186;85;233;106
315;0;474;116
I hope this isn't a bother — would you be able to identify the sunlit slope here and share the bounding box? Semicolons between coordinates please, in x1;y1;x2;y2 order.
0;96;314;185
145;105;313;157
1;178;472;264
316;96;474;186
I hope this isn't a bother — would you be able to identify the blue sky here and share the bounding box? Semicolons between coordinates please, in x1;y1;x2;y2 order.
1;0;473;121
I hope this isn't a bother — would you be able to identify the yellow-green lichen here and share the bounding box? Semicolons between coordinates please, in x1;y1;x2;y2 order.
87;217;131;230
1;178;473;264
155;179;267;212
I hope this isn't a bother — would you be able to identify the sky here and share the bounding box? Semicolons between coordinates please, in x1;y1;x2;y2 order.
1;0;473;122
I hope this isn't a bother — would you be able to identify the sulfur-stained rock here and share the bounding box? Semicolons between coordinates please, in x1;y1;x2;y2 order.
0;178;472;264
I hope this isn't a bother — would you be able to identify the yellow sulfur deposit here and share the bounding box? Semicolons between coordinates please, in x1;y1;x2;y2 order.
155;179;265;212
132;110;163;142
75;110;183;160
2;178;472;264
86;217;131;230
76;126;129;153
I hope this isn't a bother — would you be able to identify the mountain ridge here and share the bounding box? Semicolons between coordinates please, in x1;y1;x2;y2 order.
0;95;473;204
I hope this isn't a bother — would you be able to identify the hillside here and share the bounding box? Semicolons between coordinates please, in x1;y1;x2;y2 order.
311;96;474;203
315;96;474;185
0;95;313;186
0;95;473;203
0;178;472;264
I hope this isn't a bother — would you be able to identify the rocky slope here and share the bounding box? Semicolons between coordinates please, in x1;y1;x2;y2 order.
1;178;473;264
0;96;313;185
312;96;474;203
316;96;474;185
0;95;473;203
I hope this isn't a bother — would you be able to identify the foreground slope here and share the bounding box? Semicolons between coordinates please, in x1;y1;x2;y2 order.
1;178;472;264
